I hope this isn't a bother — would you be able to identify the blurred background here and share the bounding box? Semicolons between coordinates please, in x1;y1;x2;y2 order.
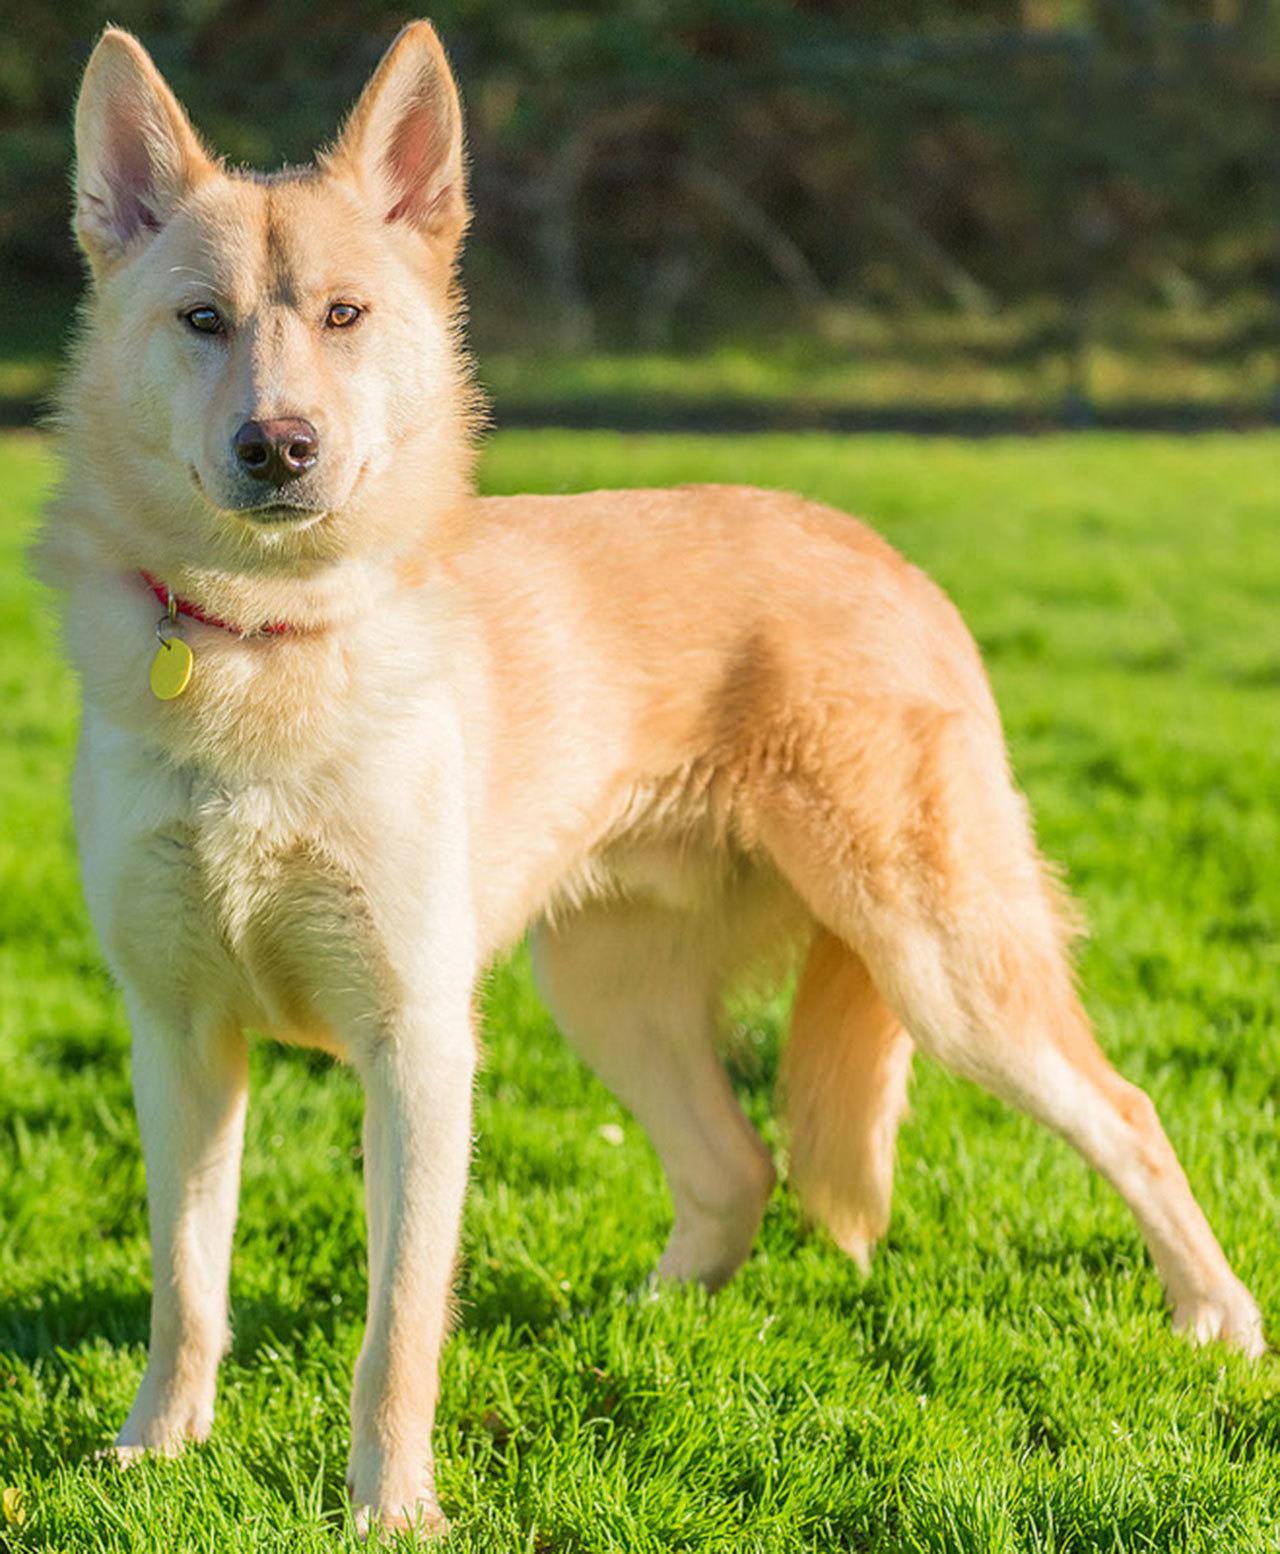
0;0;1277;430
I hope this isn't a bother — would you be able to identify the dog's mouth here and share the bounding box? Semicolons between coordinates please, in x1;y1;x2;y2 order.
188;466;329;527
237;501;327;525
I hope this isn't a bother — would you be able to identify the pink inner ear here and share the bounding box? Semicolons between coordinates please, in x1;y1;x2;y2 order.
102;101;163;241
382;84;452;226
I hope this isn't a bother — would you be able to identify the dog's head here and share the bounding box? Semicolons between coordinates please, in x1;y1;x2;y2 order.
68;22;473;570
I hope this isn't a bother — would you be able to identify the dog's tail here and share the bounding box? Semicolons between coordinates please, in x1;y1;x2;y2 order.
780;928;914;1271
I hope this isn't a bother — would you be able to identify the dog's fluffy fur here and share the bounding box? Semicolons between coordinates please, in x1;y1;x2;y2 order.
38;21;1263;1536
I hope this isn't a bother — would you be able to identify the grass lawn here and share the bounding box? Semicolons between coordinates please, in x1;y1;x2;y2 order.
2;428;1280;1552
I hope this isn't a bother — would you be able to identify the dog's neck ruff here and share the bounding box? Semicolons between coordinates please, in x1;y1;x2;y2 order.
140;570;295;638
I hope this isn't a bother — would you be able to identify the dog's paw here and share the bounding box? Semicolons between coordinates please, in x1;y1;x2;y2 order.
347;1461;449;1543
94;1434;190;1467
98;1400;212;1465
94;1442;147;1468
1172;1279;1266;1358
351;1500;451;1542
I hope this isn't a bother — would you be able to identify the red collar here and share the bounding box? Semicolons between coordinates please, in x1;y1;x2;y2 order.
141;571;294;637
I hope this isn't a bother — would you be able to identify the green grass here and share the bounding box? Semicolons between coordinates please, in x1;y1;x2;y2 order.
3;428;1280;1552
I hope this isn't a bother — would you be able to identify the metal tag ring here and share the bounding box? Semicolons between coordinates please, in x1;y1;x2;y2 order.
155;613;183;647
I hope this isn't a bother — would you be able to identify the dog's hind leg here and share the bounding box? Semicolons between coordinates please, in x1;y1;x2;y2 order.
867;919;1262;1352
531;899;776;1290
782;929;913;1271
761;703;1264;1353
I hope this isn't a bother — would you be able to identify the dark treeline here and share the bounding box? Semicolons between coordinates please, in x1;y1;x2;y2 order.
1;1;1277;355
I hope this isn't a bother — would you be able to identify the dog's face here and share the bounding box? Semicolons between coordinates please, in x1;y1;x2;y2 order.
71;23;470;568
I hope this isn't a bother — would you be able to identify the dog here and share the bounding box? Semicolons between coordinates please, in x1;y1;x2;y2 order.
36;20;1264;1537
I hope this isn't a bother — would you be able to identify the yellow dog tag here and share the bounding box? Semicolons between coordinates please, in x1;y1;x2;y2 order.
150;636;194;700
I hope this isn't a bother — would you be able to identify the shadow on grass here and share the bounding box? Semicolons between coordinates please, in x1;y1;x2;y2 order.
1008;1230;1141;1281
0;1284;151;1361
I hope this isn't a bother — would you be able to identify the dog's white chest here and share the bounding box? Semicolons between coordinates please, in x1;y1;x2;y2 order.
75;713;381;1050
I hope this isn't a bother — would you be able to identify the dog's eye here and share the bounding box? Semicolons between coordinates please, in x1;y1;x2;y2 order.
183;306;224;335
325;303;362;330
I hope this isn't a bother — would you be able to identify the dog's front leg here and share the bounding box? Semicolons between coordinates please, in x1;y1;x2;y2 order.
114;997;248;1457
346;1002;476;1538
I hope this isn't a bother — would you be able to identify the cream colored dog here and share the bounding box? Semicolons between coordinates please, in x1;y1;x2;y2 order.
38;21;1264;1537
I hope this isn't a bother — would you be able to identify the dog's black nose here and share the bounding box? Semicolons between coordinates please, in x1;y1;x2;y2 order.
233;418;319;484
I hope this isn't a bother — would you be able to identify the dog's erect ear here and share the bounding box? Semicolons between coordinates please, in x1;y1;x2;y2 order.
328;21;468;253
74;29;214;273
